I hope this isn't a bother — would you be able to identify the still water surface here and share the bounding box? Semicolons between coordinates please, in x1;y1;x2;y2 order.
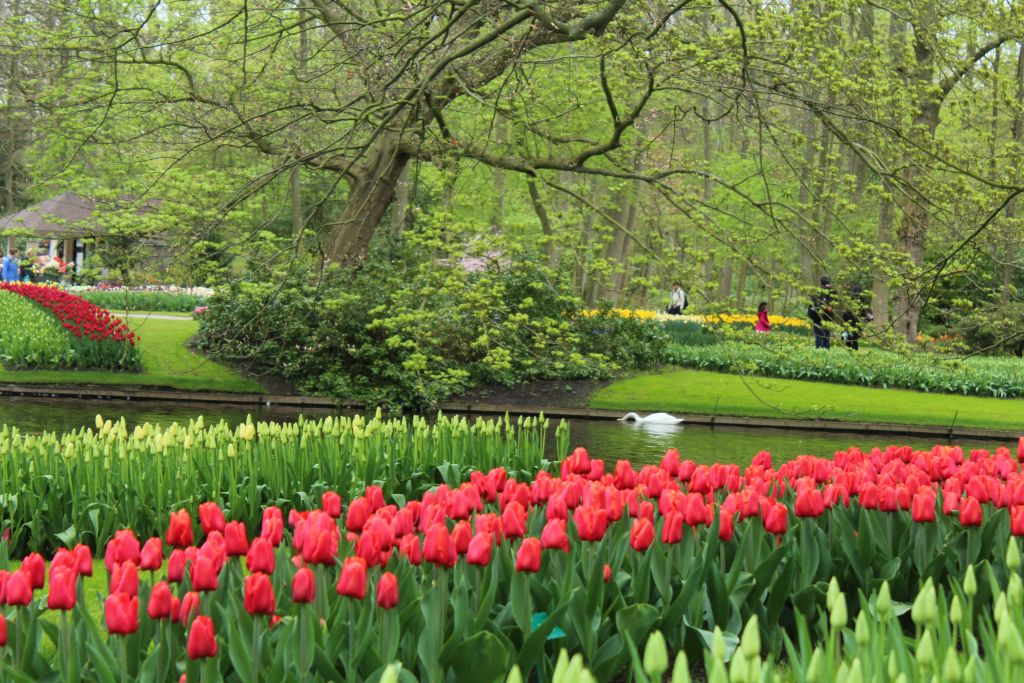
0;397;1012;467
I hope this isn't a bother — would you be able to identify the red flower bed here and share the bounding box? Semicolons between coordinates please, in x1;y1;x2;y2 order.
3;439;1024;680
0;282;136;345
0;282;140;369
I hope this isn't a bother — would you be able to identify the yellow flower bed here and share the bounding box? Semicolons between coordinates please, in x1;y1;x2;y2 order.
583;308;810;329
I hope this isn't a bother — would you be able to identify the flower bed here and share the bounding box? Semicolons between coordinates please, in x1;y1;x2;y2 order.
0;413;556;557
0;290;77;368
1;435;1023;680
0;283;140;370
72;288;212;313
670;337;1024;398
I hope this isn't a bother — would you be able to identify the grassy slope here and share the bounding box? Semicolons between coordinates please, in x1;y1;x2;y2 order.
591;368;1024;432
0;315;262;393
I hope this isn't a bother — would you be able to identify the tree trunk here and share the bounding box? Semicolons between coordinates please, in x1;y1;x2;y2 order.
323;137;409;264
1004;41;1024;306
872;188;893;326
290;165;303;253
526;178;555;266
797;114;819;284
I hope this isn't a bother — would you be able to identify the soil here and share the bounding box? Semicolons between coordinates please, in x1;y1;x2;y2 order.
448;378;613;409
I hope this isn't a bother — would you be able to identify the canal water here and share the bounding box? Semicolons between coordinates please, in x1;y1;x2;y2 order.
0;396;1014;468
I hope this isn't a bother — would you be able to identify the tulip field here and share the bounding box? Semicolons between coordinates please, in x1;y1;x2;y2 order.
0;283;140;370
0;414;1023;681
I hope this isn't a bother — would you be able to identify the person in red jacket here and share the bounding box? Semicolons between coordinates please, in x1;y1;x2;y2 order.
755;301;771;333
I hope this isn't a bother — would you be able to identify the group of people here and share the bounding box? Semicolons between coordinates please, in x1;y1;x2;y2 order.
1;247;69;283
807;276;872;350
665;276;872;350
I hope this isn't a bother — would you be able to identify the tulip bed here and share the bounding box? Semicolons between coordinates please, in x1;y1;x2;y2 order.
2;431;1024;681
0;289;77;368
0;283;140;370
0;413;558;556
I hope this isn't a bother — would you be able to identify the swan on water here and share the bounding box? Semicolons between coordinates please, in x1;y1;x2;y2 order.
618;412;684;425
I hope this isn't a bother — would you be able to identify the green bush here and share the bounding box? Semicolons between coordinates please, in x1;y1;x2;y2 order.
194;259;669;407
668;336;1024;398
77;290;209;312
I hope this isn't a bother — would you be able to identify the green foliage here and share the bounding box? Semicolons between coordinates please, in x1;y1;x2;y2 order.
0;289;75;368
0;412;554;555
76;290;208;313
194;256;668;408
669;336;1024;398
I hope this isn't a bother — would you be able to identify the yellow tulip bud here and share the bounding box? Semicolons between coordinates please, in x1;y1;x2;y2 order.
964;565;977;598
671;651;690;683
643;631;669;679
916;629;935;668
876;581;892;620
740;615;760;658
1008;539;1022;572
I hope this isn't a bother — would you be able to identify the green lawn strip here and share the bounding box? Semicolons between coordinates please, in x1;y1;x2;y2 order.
591;368;1024;432
112;310;194;319
0;317;262;393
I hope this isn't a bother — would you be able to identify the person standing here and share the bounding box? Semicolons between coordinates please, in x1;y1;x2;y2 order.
808;276;834;349
755;302;772;332
842;283;873;351
2;248;20;283
667;282;687;315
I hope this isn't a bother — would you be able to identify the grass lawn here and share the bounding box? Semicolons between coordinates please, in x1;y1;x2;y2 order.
591;368;1024;432
0;315;262;393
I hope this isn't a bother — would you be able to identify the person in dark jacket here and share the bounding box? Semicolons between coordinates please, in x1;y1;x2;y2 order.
841;283;873;351
808;276;834;349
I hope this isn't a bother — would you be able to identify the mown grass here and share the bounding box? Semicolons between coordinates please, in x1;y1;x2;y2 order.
0;315;262;393
591;368;1024;431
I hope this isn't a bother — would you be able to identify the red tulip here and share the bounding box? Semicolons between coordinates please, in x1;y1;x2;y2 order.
110;561;139;597
423;524;457;568
261;515;284;547
105;592;139;635
140;538;163;571
337;557;367;599
244;573;275;615
168;548;188;583
179;591;201;624
51;548;76;573
47;565;77;610
5;570;31;605
912;491;936;522
190;555;219;592
20;553;45;590
224;522;248;557
574;505;608;542
629;518;655;552
718;509;735;541
301;528;338;566
541;519;570;553
960;496;983;526
198;502;226;535
322;491;343;518
292;566;315;603
763;502;788;535
661;511;684;544
515;538;542;573
0;614;5;646
148;581;173;620
376;572;399;609
365;485;386;511
187;615;218;659
452;521;472;555
613;460;637;490
466;532;493;565
73;545;93;576
603;564;612;582
501;502;528;539
794;489;825;517
246;537;276;574
1013;506;1024;536
399;534;422;565
346;497;370;532
1018;436;1024;463
166;510;194;548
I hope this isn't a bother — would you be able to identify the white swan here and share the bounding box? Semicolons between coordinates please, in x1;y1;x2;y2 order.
618;412;684;425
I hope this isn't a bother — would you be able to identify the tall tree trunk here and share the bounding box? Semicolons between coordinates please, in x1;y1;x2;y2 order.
1004;41;1024;306
290;165;303;254
323;136;409;264
389;163;410;240
526;178;555;267
872;187;894;326
797;113;819;284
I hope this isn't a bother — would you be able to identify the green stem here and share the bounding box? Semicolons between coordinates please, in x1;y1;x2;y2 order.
60;611;70;682
120;637;128;683
252;619;261;683
300;606;309;683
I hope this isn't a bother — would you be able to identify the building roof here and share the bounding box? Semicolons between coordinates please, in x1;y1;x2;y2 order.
0;191;161;238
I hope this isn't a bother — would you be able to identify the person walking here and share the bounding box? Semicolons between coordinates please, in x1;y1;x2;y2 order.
667;282;687;315
755;302;772;333
808;276;834;349
2;248;20;283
